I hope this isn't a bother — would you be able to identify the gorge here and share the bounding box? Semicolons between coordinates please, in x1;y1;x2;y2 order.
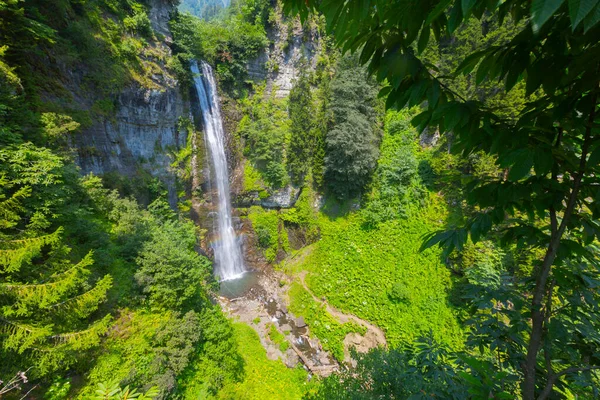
1;0;599;398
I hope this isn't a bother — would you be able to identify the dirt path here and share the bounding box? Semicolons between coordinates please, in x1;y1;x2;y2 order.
297;271;387;361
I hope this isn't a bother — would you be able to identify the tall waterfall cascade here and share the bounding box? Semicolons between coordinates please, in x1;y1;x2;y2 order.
192;60;245;281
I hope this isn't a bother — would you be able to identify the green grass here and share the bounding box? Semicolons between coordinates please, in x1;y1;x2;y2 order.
288;195;463;349
267;323;290;352
288;282;366;360
217;323;314;400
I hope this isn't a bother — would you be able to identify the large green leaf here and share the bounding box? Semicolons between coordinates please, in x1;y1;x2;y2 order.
531;0;565;32
583;2;600;31
568;0;599;28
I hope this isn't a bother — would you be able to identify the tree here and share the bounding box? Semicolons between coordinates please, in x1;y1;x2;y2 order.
135;199;212;310
284;0;600;397
287;63;315;184
324;57;381;199
0;144;112;378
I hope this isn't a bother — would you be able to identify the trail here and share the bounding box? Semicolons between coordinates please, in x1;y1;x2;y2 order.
297;271;387;360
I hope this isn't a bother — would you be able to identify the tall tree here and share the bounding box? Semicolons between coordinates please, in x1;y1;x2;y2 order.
284;0;600;397
324;56;381;199
287;62;315;184
0;144;112;378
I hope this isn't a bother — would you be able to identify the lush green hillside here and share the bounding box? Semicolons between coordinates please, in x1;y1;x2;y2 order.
2;0;600;398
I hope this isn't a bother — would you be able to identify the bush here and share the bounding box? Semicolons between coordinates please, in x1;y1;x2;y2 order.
134;201;212;310
389;283;411;303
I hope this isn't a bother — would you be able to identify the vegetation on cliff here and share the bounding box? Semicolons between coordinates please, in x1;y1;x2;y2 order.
2;0;600;398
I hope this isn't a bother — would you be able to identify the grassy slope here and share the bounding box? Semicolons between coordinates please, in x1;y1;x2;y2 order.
285;111;463;350
217;323;314;400
295;199;463;348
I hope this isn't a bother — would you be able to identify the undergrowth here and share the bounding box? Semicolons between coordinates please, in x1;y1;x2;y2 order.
217;323;313;399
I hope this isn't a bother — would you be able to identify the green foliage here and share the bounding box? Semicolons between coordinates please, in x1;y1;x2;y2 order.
287;65;315;183
280;186;320;245
78;310;204;399
308;336;470;399
237;85;291;188
362;109;425;226
289;194;463;349
92;382;159;400
267;323;289;352
247;206;288;262
324;56;381;199
215;322;312;400
123;5;153;38
284;0;600;396
177;309;244;398
0;144;112;379
288;282;366;360
135;200;212;310
243;162;269;198
170;1;269;93
44;377;71;400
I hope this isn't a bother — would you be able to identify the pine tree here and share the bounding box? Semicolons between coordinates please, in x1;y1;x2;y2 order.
287;62;315;184
0;147;112;378
324;57;381;199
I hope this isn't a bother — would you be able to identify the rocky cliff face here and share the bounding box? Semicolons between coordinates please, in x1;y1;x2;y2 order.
73;1;189;205
247;11;321;98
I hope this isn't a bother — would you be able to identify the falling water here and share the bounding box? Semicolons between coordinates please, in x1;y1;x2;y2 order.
192;60;245;281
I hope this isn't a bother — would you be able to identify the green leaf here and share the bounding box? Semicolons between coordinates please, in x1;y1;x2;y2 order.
425;0;453;24
417;26;430;54
462;0;477;16
531;0;565;32
508;157;533;181
533;147;553;176
569;0;598;28
584;2;600;31
456;50;488;75
475;53;496;84
588;144;600;168
448;2;463;34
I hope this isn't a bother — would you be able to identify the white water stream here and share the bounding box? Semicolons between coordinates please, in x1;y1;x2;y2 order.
192;60;245;281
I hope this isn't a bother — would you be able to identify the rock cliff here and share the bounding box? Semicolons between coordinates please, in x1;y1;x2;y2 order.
71;0;190;205
247;9;321;98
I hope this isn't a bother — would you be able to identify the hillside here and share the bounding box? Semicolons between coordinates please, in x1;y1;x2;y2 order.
1;0;599;399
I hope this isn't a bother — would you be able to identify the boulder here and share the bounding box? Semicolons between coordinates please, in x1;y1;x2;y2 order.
295;316;307;328
284;349;299;368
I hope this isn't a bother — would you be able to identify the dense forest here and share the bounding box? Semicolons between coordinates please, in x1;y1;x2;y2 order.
0;0;599;399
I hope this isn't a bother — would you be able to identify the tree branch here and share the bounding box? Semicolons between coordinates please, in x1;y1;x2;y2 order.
525;92;598;400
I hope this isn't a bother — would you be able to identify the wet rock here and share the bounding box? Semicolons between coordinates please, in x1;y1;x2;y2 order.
279;304;288;314
233;186;301;209
284;349;299;368
295;316;307;328
318;352;330;365
280;324;292;333
275;310;283;319
261;186;301;208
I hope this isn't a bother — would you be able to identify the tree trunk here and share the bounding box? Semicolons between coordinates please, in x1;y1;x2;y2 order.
521;95;596;400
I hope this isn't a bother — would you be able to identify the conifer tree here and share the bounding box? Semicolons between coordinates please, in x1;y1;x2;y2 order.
0;146;112;378
287;62;315;184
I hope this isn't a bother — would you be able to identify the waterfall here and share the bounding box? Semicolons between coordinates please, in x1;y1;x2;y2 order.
191;60;245;281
